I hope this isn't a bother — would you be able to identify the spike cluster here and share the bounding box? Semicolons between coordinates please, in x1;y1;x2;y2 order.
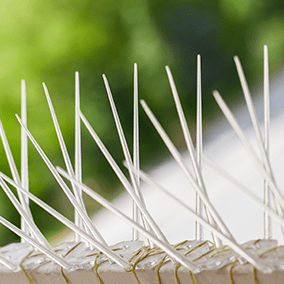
0;45;283;283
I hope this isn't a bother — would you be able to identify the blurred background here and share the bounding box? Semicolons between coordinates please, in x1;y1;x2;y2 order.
1;0;284;245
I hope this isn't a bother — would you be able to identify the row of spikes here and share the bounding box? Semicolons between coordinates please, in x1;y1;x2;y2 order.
0;45;282;273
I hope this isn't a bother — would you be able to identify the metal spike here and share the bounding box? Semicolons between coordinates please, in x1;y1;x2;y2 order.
263;45;272;239
42;82;88;243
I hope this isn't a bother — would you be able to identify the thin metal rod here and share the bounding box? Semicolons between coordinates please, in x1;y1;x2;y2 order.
234;56;269;169
140;99;235;242
16;114;108;246
0;172;128;269
103;74;150;242
20;79;30;238
79;110;169;244
75;71;84;241
43;82;87;243
263;45;271;239
133;63;140;240
196;54;203;240
0;254;17;271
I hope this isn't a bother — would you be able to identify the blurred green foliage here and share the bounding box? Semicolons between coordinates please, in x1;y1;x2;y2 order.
0;0;284;244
